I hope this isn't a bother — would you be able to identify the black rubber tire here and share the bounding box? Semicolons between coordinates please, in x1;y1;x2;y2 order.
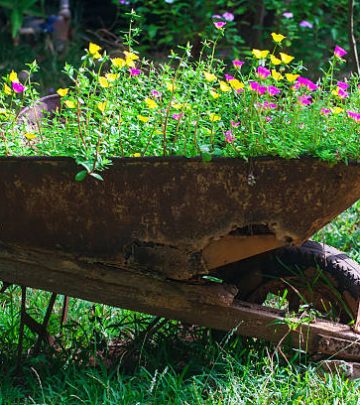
216;240;360;301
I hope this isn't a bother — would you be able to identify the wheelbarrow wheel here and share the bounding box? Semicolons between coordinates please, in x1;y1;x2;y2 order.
217;241;360;323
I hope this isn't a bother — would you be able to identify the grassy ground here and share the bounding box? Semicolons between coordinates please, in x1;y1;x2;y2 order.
0;201;358;404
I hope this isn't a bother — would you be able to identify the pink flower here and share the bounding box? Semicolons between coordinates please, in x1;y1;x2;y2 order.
250;81;267;95
151;89;162;97
230;120;240;127
299;20;313;28
265;116;272;122
225;130;235;143
130;68;141;76
257;66;271;79
172;113;184;120
321;108;331;115
337;81;349;90
12;82;25;93
282;12;293;19
298;94;312;105
338;88;349;99
214;21;226;29
294;76;318;91
334;45;347;59
225;74;235;81
232;60;244;69
257;101;277;109
267;85;281;96
347;110;360;122
222;12;234;21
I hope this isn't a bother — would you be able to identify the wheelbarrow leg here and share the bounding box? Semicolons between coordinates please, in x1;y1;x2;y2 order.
16;286;27;370
60;296;69;328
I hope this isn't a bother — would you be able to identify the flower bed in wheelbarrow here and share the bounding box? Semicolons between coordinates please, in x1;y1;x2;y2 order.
1;26;360;363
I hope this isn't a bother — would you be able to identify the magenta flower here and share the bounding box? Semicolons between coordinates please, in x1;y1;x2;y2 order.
232;59;244;69
225;74;235;81
282;12;293;19
257;101;277;109
338;88;349;99
347;110;360;122
267;85;281;96
334;45;347;59
230;120;240;127
250;81;267;95
214;21;226;29
298;94;312;105
257;66;271;79
172;113;184;120
321;108;331;115
130;68;141;76
225;130;235;143
222;12;234;22
337;81;349;90
151;89;162;98
299;20;313;28
295;77;318;91
12;82;25;93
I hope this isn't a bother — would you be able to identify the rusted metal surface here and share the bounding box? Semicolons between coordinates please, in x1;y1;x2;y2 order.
0;157;359;279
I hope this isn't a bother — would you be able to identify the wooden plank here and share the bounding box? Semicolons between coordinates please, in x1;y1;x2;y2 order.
1;243;360;360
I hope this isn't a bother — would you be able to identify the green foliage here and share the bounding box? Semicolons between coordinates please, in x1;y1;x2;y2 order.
0;0;44;38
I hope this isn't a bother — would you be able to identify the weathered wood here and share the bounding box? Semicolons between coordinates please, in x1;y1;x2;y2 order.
1;243;360;360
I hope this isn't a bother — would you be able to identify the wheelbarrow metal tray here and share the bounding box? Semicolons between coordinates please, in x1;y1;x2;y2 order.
0;156;359;280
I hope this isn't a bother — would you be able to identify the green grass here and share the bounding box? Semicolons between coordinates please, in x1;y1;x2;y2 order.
0;201;359;404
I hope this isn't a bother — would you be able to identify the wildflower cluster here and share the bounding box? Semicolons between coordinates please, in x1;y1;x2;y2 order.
0;27;359;176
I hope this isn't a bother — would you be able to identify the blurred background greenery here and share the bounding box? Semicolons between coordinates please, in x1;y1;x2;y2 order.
0;0;359;90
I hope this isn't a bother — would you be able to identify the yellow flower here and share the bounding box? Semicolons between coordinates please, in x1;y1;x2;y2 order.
271;70;283;81
285;73;300;83
124;51;139;61
166;83;177;92
145;97;158;109
9;70;18;82
106;73;119;82
111;57;126;68
89;42;102;59
210;90;220;99
271;33;286;43
155;129;163;135
229;79;244;91
172;102;183;109
270;55;281;65
99;76;109;88
133;153;141;157
3;83;11;95
64;100;76;108
24;132;36;140
124;51;139;67
252;49;269;59
219;81;231;92
209;113;221;122
97;101;107;113
280;52;294;64
204;72;217;82
332;106;343;114
56;88;69;97
138;115;150;122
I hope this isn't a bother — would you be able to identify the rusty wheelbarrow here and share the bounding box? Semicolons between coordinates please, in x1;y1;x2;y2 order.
1;153;360;362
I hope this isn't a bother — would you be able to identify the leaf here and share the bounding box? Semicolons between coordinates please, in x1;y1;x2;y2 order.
90;172;104;181
75;170;88;182
201;152;212;162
